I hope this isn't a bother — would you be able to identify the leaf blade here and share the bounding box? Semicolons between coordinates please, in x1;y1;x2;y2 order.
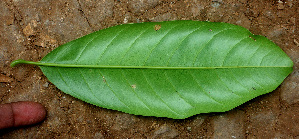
13;20;293;119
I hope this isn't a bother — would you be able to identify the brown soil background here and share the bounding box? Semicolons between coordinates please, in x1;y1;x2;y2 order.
0;0;298;138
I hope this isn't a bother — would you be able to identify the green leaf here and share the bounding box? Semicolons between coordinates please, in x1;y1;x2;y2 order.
11;20;293;119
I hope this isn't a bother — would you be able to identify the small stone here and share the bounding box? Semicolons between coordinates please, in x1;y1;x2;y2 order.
123;17;128;23
294;39;299;47
191;5;204;17
150;13;177;22
211;0;222;8
31;20;38;27
111;113;136;131
213;111;245;138
247;111;278;138
152;124;178;138
267;25;285;38
23;23;35;37
128;0;159;13
286;0;293;7
280;70;299;105
191;115;207;128
94;132;104;139
277;3;284;9
43;82;49;87
235;13;251;29
186;126;192;131
86;120;92;124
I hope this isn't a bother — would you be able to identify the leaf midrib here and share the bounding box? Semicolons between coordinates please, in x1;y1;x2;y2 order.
11;59;291;69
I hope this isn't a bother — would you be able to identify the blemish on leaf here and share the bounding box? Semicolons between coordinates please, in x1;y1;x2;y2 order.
252;87;256;90
249;36;256;41
154;24;161;31
131;84;136;89
102;76;106;82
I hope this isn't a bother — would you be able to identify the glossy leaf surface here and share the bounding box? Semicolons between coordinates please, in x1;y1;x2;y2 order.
11;21;293;119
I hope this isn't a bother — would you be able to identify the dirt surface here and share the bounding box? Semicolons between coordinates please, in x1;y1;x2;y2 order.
0;0;298;138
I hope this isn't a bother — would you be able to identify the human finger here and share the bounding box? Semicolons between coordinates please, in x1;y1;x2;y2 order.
0;101;46;129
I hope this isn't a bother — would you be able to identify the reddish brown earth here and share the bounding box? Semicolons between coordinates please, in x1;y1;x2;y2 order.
0;0;298;138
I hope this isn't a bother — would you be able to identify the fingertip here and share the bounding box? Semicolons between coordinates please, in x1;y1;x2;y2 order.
12;101;47;127
0;101;46;130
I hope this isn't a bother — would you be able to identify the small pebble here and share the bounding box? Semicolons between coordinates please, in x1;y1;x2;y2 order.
43;82;49;87
153;124;178;138
277;3;284;9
